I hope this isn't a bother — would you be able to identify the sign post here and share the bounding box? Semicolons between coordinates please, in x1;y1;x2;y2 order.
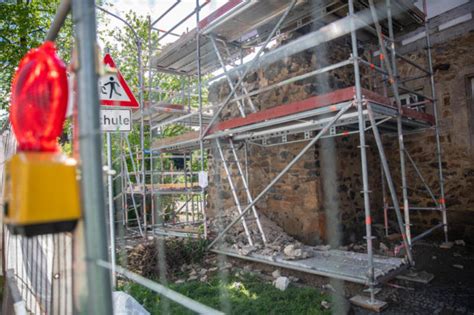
99;53;138;289
106;132;116;288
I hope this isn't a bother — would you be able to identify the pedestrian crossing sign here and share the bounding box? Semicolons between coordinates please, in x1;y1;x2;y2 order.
99;54;139;108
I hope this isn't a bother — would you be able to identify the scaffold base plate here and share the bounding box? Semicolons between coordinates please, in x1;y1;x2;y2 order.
350;295;388;312
396;270;434;284
439;242;454;249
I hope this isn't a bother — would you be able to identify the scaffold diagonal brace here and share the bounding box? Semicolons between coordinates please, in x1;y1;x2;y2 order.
207;102;353;250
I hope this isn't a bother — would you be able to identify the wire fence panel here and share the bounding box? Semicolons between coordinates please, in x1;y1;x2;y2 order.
1;129;74;314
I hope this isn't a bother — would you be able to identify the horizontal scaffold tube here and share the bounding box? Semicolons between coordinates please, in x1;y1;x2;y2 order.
207;103;353;250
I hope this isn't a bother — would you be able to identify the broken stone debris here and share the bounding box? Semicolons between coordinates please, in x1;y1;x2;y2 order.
210;212;308;257
288;276;299;282
452;264;464;270
272;269;281;279
283;244;313;260
322;283;336;292
237;245;256;256
314;245;330;251
321;300;331;310
379;242;389;252
274;276;290;291
219;262;233;270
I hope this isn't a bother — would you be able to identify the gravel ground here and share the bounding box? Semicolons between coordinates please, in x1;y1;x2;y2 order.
353;242;474;315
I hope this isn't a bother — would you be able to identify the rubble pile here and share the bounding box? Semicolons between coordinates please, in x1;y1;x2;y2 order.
208;209;313;259
127;241;160;278
207;207;405;259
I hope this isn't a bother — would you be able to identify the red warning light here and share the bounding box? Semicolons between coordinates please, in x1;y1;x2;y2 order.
10;41;68;152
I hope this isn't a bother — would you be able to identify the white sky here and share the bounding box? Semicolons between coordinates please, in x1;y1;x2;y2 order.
99;0;228;46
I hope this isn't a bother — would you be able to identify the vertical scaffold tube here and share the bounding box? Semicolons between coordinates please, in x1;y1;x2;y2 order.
386;0;411;245
196;0;207;238
138;38;147;236
349;0;375;303
423;0;448;243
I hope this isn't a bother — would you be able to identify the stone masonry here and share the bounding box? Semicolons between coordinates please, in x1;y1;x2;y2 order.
381;31;474;242
206;28;474;245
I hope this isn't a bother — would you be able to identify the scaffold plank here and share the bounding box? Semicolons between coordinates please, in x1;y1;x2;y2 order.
212;246;408;285
151;86;434;151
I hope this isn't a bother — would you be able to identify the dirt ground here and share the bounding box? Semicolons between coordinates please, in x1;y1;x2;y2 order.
227;241;474;314
353;241;474;315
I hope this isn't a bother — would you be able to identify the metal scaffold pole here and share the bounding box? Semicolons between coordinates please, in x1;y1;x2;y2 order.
148;15;156;228
201;0;298;138
96;5;147;238
367;0;415;260
229;139;267;244
385;0;411;246
423;0;448;243
348;0;375;303
71;0;113;313
215;139;254;246
196;0;207;238
138;37;147;236
208;103;352;249
106;133;117;288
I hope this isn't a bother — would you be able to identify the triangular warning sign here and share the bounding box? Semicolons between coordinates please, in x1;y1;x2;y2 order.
99;54;139;108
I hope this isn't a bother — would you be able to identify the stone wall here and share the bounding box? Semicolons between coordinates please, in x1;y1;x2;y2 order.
207;27;474;245
380;31;474;241
207;33;382;245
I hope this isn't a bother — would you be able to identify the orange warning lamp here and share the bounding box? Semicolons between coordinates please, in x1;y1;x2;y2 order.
3;42;81;236
10;41;69;152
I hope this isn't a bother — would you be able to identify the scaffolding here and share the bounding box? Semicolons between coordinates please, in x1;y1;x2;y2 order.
113;0;448;306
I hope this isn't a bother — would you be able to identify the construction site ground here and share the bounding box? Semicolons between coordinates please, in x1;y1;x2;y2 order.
123;235;473;314
224;241;474;314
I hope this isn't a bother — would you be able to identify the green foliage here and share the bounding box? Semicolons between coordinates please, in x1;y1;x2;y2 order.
0;0;73;110
98;8;204;174
119;273;331;315
99;7;208;107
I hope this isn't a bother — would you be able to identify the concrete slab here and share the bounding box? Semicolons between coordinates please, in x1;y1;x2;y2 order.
440;242;454;249
396;270;434;284
350;295;388;312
